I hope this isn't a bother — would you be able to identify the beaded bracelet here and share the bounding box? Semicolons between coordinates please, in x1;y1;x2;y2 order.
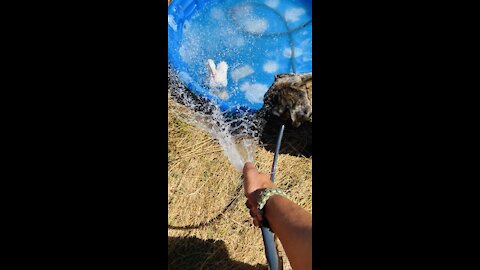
257;188;288;228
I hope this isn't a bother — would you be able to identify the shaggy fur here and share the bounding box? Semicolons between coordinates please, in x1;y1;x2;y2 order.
259;73;312;128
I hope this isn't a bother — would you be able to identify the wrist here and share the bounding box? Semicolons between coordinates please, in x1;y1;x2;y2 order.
257;188;288;228
248;183;276;208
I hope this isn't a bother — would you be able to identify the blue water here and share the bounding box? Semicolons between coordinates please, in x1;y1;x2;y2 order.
168;0;312;112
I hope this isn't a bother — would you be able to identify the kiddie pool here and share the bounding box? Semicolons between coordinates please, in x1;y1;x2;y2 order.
168;0;312;114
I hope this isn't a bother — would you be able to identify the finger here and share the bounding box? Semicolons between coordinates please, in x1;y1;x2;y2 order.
245;200;252;209
249;208;256;218
250;208;262;222
255;212;262;222
253;218;259;227
242;162;258;180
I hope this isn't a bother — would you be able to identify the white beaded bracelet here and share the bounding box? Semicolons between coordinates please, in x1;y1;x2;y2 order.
257;188;288;228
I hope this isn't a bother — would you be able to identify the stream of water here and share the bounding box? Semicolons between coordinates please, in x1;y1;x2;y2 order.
168;0;312;111
168;0;312;172
168;65;262;172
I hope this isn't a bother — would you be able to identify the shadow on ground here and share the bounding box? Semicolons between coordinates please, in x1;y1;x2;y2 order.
259;114;312;158
168;236;267;270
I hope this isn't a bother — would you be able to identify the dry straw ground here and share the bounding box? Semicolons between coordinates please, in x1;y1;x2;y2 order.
168;97;312;270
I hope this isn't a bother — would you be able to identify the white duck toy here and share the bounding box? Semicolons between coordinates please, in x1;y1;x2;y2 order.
206;59;229;100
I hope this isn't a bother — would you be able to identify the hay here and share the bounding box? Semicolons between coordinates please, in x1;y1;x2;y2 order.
168;97;312;269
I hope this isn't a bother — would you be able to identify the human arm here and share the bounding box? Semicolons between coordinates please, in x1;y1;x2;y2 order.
243;162;312;270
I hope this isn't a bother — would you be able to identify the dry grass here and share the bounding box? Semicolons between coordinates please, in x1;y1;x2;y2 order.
168;97;312;269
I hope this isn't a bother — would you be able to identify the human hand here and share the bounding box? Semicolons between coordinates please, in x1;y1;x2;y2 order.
242;162;275;226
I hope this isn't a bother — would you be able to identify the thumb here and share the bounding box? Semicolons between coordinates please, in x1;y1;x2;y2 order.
243;162;258;180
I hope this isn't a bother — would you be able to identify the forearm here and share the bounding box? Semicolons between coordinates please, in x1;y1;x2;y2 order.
264;195;312;270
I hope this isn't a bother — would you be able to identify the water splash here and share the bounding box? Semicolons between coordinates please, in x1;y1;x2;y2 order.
168;0;312;170
170;0;312;111
168;65;264;172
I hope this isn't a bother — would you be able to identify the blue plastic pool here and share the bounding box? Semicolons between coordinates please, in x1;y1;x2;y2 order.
168;0;312;113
